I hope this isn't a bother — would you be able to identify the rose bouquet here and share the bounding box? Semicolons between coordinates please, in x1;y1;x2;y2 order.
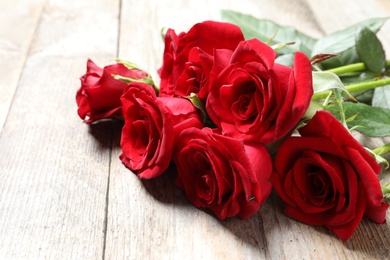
76;11;390;241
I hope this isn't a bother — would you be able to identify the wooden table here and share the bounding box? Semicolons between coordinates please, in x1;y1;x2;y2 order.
1;0;390;258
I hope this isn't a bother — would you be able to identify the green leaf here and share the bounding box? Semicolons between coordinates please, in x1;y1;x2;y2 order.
356;27;386;74
311;17;388;56
373;85;390;109
275;53;294;67
327;102;390;137
304;101;324;120
312;71;349;96
221;10;317;56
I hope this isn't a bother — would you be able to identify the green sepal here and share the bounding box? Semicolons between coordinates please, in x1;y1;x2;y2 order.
115;58;145;70
271;42;296;51
184;93;207;125
373;84;390;109
366;147;389;169
381;182;390;204
112;74;156;87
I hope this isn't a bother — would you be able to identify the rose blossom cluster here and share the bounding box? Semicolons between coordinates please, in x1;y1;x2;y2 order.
76;21;388;240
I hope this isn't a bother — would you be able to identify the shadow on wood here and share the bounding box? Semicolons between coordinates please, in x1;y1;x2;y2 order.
141;165;270;251
343;217;390;258
87;119;123;149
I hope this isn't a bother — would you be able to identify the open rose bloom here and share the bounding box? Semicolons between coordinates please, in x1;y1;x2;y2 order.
271;111;388;241
120;82;203;179
158;21;245;99
206;39;313;143
174;127;273;219
76;20;388;237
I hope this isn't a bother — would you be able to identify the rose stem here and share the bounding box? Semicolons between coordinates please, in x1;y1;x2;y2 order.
325;60;390;75
312;77;390;100
312;78;390;100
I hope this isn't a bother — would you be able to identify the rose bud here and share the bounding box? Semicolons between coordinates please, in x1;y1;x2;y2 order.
76;59;148;123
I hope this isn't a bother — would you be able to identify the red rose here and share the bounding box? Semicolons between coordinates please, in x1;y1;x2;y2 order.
158;21;245;99
174;127;273;220
76;59;148;123
271;110;388;241
206;39;313;143
120;82;202;179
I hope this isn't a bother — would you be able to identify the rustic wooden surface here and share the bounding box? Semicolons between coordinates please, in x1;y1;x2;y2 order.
1;0;390;259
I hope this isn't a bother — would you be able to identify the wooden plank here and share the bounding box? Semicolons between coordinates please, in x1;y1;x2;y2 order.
264;1;390;258
0;0;121;258
0;0;45;134
304;0;390;56
116;0;324;83
104;0;380;259
1;0;387;258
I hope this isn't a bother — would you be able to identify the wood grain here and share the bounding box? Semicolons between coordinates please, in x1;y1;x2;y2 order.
0;0;120;258
104;0;390;259
0;0;45;134
0;0;389;259
302;2;390;257
305;0;390;55
117;0;324;84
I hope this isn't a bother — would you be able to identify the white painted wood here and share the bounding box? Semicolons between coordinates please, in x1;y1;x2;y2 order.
117;0;324;85
0;0;121;258
305;0;390;56
0;0;389;258
0;0;45;134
